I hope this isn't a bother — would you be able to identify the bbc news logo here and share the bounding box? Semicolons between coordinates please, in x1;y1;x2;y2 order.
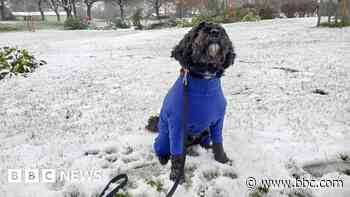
8;169;103;183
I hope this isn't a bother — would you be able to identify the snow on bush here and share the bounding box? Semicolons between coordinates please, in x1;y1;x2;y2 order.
0;46;47;80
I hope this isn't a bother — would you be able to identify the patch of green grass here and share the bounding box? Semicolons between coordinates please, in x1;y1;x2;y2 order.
46;15;67;23
242;12;261;22
146;179;163;192
15;15;67;22
114;193;131;197
0;19;64;32
0;23;24;32
320;21;350;28
0;25;20;32
0;15;66;32
249;186;269;197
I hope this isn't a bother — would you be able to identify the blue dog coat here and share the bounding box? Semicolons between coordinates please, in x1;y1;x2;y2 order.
154;74;227;156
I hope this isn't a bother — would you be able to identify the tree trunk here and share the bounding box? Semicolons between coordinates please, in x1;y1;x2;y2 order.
72;0;77;16
155;0;160;19
47;0;61;22
87;4;92;19
38;0;45;21
119;3;124;21
155;7;160;19
335;11;339;23
65;7;72;18
317;1;322;26
66;10;72;17
0;0;5;20
63;0;73;18
55;9;60;21
115;0;125;21
340;0;349;24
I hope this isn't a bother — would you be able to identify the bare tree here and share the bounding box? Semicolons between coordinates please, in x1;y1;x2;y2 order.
38;0;45;21
324;0;337;22
0;0;6;20
8;0;35;11
147;0;162;19
47;0;61;21
339;0;349;24
294;0;318;17
71;0;77;16
154;0;161;18
84;0;101;19
317;0;322;26
113;0;128;21
61;0;79;17
281;0;297;18
0;0;15;20
61;0;73;17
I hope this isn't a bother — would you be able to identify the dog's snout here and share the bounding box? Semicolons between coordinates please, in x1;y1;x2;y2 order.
210;29;220;38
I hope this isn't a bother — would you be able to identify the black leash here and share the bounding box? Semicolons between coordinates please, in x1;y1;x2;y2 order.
166;130;210;197
165;179;180;197
165;68;190;197
98;174;128;197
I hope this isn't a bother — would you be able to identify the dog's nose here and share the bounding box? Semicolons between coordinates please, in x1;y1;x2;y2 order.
210;29;220;38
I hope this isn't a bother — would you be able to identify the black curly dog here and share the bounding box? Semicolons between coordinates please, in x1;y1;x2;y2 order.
147;22;236;183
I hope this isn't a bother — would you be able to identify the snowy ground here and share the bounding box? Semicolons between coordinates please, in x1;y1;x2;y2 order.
0;18;349;197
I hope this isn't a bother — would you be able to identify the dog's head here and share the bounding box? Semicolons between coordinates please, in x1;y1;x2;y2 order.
171;22;236;76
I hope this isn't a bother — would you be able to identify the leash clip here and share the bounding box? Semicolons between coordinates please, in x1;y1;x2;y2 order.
182;68;189;86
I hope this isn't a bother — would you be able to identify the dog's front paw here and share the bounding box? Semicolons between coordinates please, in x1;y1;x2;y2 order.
212;143;231;164
170;155;186;184
215;153;231;164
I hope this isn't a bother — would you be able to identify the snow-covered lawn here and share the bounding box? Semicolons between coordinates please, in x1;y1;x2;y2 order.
0;18;349;197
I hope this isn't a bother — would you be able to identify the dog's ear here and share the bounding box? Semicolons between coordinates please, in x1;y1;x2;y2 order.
171;24;204;67
220;26;236;69
171;39;189;67
223;45;236;69
197;21;208;28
